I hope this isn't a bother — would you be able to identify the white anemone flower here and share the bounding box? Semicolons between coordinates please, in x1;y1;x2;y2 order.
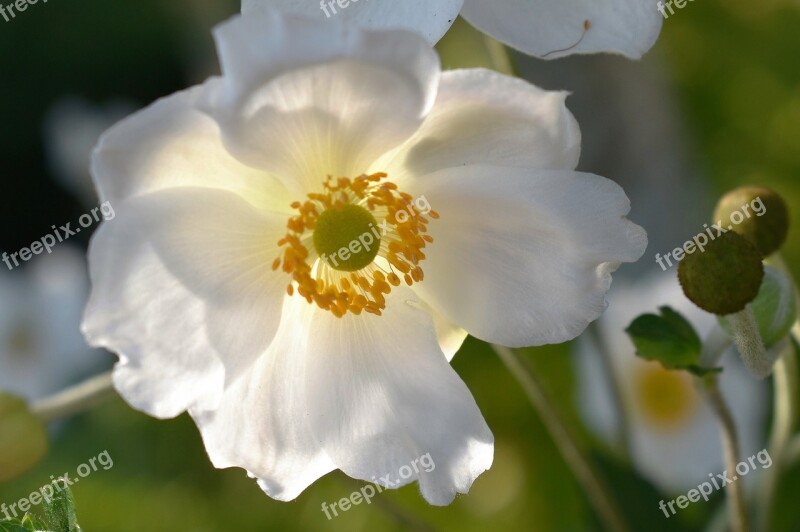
576;274;767;492
0;246;101;400
244;0;663;60
83;9;646;505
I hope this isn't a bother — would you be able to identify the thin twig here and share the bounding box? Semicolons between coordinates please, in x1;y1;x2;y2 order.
758;341;798;531
587;323;633;457
704;377;750;532
31;371;116;423
492;344;630;532
756;254;800;530
785;434;800;467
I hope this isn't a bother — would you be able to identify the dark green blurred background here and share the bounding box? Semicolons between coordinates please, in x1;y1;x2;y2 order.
1;0;798;530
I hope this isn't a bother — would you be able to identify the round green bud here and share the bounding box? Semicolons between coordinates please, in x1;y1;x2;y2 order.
678;231;764;315
0;392;48;482
713;186;790;257
719;266;797;347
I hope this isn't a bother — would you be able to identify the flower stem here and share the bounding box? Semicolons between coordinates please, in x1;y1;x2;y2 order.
31;371;116;423
704;376;750;532
758;339;799;531
587;323;633;457
729;305;773;379
785;434;800;466
492;344;630;532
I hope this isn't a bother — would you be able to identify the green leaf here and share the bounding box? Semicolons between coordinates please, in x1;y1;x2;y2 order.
43;480;81;532
0;514;49;532
20;515;49;531
0;520;31;532
626;306;717;376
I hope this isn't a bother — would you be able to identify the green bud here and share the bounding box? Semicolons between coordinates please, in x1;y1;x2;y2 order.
0;393;48;482
678;231;764;315
713;186;790;257
719;266;797;347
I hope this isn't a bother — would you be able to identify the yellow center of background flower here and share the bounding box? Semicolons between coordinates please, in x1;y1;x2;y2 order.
635;364;698;429
273;172;439;318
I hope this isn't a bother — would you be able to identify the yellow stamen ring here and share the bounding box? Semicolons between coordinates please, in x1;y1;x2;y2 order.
273;172;439;318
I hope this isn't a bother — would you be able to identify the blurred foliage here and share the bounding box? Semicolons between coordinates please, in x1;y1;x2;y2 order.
0;394;47;482
662;0;800;280
0;0;799;530
0;514;49;532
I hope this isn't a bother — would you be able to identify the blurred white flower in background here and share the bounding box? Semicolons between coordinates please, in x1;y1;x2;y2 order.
0;246;107;401
43;97;136;205
575;273;768;493
244;0;663;59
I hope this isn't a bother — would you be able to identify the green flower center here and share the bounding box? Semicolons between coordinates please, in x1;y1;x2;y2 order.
313;204;381;272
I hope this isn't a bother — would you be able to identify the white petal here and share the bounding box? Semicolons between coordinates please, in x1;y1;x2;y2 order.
91;82;290;211
302;288;493;505
409;166;647;347
380;69;580;179
191;295;337;502
82;189;289;418
461;0;663;59
193;289;490;504
242;0;463;45
206;10;440;194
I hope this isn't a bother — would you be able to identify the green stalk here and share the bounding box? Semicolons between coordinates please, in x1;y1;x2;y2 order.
32;372;115;423
493;345;630;532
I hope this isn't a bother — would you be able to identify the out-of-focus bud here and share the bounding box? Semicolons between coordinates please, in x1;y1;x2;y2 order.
0;392;48;482
720;266;797;348
713;186;790;258
678;232;764;315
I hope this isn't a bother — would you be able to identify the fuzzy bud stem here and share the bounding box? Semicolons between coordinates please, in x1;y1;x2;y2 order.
729;305;775;379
